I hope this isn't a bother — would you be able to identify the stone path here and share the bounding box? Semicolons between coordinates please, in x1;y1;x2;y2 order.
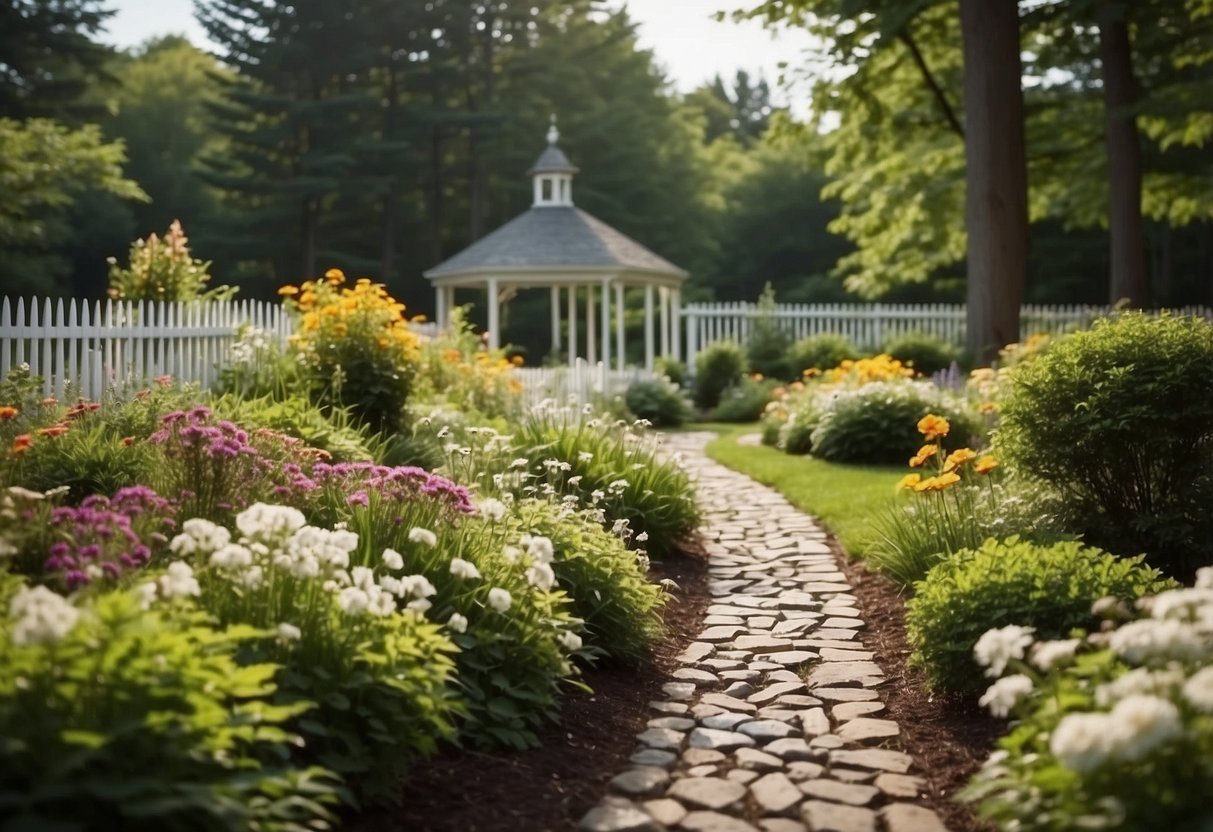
579;433;948;832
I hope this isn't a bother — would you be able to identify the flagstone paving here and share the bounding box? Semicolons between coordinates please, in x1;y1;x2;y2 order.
579;432;948;832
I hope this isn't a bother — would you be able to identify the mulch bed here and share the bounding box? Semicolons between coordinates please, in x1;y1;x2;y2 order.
345;546;713;832
346;532;1002;832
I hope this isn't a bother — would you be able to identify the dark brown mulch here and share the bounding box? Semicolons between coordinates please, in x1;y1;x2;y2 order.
344;546;712;832
833;538;1000;832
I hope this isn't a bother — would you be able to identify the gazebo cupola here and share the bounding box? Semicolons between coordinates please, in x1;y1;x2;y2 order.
529;118;579;207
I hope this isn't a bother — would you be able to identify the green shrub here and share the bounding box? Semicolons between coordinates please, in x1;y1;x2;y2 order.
997;312;1213;576
906;537;1175;692
709;377;779;423
655;357;685;387
510;499;666;662
693;342;746;410
106;220;235;303
0;578;339;829
882;331;962;376
214;393;374;462
809;381;982;465
747;286;793;380
788;334;860;375
625;378;692;428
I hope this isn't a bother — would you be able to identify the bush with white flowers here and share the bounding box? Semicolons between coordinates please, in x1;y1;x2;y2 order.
963;568;1213;830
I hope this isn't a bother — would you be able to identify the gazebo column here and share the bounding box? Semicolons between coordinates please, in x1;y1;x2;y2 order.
659;286;670;358
671;287;682;361
435;284;446;330
586;284;596;365
600;277;611;372
644;285;655;373
550;286;562;358
567;286;578;368
615;281;625;374
487;277;500;351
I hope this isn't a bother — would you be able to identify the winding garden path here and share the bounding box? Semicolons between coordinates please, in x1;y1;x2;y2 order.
579;432;949;832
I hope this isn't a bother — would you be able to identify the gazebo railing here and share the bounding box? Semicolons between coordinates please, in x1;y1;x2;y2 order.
514;359;652;409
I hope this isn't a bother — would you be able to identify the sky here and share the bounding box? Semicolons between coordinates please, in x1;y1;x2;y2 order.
98;0;817;109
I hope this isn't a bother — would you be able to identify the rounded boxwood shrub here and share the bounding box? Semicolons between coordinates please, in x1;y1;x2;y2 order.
654;357;685;387
997;313;1213;576
625;378;691;428
788;334;860;375
882;331;962;376
906;537;1175;692
808;382;981;465
709;377;779;423
693;342;746;410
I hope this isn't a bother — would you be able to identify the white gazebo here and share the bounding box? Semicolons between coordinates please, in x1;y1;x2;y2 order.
423;120;687;372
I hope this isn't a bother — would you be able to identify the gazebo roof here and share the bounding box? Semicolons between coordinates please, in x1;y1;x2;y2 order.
423;205;688;283
527;144;579;175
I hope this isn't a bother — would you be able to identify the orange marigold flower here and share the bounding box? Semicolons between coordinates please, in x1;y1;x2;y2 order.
510;355;524;367
324;268;345;283
0;406;17;421
943;448;977;472
975;455;999;475
121;436;136;446
37;424;70;438
896;474;922;491
11;434;33;454
278;285;300;296
917;414;950;440
908;444;937;468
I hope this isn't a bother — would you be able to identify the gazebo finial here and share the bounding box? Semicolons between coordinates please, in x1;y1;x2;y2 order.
546;113;559;146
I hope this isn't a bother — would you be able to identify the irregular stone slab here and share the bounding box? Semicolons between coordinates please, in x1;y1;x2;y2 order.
650;700;690;715
734;635;795;654
746;681;806;706
578;803;661;832
748;660;784;672
679;642;716;663
837;717;900;743
704;615;747;626
699;693;758;714
809;734;845;749
821;617;864;629
783;761;825;782
774;593;821;611
766;669;804;684
874;773;925;798
700;625;747;642
812;629;860;641
737;719;798;741
813;687;880;703
800;708;831;737
775;695;824;709
735;747;784;772
766;650;818;667
701;712;753;731
831;701;885;721
724;681;756;699
630;748;677;768
642;798;687;827
800;800;877;832
756;708;806;722
648;716;696;731
675;667;721;686
831;768;876;783
666;777;748;810
637;727;684;750
803;638;867;651
721;670;763;684
828;748;915;774
662;682;697;700
749;772;804;816
727;768;760;785
759;819;809;832
688;727;756;752
747;616;778;630
683;747;728;766
702;658;745;671
688;763;722;777
799;582;853;594
763;737;823;762
805;661;884;689
681;810;761;832
772;619;817;636
692;703;729;719
880;804;948;832
610;767;670;797
799;779;879;806
819;647;875;662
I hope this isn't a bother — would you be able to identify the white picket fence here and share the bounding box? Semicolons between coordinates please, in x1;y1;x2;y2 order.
683;301;1213;364
0;296;292;400
514;359;652;409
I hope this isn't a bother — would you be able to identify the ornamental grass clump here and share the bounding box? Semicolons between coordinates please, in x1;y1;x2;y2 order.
161;503;462;804
280;269;422;433
997;313;1213;576
906;537;1175;693
0;576;340;830
963;571;1213;831
867;414;1070;587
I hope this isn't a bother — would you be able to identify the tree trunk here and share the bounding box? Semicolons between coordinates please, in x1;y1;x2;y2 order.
1098;3;1147;307
960;0;1029;364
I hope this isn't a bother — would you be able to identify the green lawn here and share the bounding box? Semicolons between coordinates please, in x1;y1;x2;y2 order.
699;423;903;557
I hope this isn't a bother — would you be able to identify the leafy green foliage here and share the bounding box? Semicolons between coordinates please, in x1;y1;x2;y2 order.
693;341;746;410
107;220;233;302
906;538;1174;692
997;313;1213;576
625;378;691;428
214;393;374;463
882;331;962;375
746;284;793;379
808;381;981;465
0;581;340;830
709;377;779;423
654;357;685;387
788;334;861;375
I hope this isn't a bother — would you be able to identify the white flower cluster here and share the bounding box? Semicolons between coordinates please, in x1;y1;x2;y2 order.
519;534;556;591
1050;695;1182;773
9;585;80;646
973;624;1035;677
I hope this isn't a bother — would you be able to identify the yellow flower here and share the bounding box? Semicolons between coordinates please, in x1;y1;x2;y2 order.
917;414;950;440
908;444;937;468
975;455;999;475
324;268;345;284
277;285;299;296
914;472;961;492
979;401;999;414
943;447;977;472
896;474;922;491
510;355;524;367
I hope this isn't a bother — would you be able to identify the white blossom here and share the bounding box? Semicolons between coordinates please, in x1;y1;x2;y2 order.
636;531;649;543
973;624;1035;677
407;598;432;614
525;561;556;591
510;458;529;469
478;498;508;522
1095;666;1185;707
382;548;404;570
277;622;302;642
135;581;158;610
1031;638;1082;671
171;518;231;556
1109;619;1207;665
209;543;253;570
1106;695;1183;761
9;585;80;646
502;545;522;563
488;587;512;613
409;527;438;547
157;561;200;599
447;612;468;634
577;451;593;462
1181;665;1213;712
1195;567;1213;590
337;586;370;616
1051;713;1115;773
399;574;437;599
521;535;554;564
559;630;583;651
450;558;482;580
236;503;306;542
979;674;1034;718
1150;588;1213;622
